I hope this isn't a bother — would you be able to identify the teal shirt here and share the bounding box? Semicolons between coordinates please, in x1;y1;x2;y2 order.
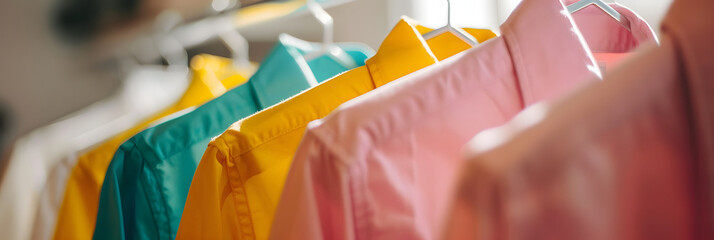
93;34;373;240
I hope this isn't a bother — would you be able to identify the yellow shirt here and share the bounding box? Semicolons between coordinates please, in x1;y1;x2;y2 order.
53;55;250;240
177;18;496;240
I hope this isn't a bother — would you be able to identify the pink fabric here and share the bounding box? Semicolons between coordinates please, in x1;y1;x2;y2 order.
567;1;658;53
567;2;658;72
269;0;658;239
442;0;714;239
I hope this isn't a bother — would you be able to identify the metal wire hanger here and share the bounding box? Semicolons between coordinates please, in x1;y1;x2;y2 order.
422;0;479;46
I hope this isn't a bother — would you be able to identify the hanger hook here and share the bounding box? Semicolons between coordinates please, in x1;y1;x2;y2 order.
153;10;189;69
422;0;478;46
213;0;251;67
446;0;451;27
307;0;333;47
114;52;140;78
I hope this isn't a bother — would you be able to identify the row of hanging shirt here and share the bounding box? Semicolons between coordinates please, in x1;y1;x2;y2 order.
0;0;351;239
2;0;712;239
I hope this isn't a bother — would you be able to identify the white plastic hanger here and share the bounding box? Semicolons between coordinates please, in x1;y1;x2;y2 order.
303;0;358;69
567;0;622;22
115;51;140;79
218;25;252;70
84;10;191;149
212;0;256;73
152;10;190;71
422;0;479;46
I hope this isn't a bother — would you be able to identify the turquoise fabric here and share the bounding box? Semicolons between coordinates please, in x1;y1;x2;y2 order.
93;34;374;240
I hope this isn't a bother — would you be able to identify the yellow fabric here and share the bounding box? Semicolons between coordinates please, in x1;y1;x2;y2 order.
233;0;307;27
177;18;496;240
52;55;250;240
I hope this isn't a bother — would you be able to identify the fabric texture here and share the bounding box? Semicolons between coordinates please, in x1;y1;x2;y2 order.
177;18;496;240
565;1;658;72
92;35;373;240
52;55;250;240
270;0;656;239
443;0;714;239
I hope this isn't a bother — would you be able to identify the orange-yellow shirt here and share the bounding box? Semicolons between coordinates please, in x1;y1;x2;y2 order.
177;18;496;240
53;55;250;240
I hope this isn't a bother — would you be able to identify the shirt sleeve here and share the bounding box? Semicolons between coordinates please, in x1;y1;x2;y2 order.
269;128;352;240
92;144;132;240
94;140;167;240
176;144;235;240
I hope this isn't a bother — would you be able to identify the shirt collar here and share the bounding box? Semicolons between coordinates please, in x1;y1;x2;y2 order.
502;0;601;106
564;0;659;53
248;35;315;108
216;19;495;156
365;18;496;88
366;18;439;88
249;34;373;108
173;54;244;109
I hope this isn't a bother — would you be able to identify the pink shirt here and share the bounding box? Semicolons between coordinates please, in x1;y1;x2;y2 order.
271;0;655;239
565;1;658;72
443;0;714;239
